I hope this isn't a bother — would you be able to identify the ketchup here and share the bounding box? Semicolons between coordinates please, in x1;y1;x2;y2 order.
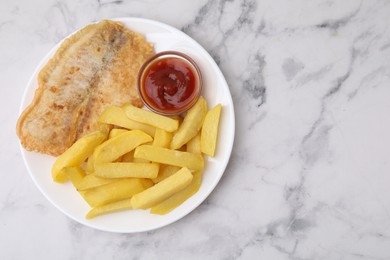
139;53;201;115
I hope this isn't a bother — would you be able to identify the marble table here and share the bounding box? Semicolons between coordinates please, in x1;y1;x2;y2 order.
2;0;390;259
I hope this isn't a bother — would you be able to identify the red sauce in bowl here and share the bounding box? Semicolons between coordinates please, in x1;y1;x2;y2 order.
138;51;202;115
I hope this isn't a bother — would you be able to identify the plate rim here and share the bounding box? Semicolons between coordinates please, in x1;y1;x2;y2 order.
19;17;235;233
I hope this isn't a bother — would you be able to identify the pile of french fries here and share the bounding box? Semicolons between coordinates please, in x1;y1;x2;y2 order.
51;96;222;219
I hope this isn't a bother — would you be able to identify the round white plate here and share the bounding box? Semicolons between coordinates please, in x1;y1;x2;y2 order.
19;17;235;233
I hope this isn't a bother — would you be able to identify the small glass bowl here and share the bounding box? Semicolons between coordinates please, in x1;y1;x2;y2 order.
137;51;202;116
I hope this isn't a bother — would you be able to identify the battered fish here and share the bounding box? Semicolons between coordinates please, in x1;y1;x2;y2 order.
16;20;154;156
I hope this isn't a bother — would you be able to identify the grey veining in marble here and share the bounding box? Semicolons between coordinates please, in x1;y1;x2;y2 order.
1;0;390;259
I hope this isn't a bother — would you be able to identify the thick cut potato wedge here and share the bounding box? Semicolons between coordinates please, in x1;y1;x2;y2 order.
83;178;147;207
151;171;202;215
201;104;222;156
131;167;193;209
93;130;152;164
98;106;155;136
94;162;159;179
85;126;112;172
62;166;86;190
152;165;181;184
186;132;201;155
123;104;179;132
134;145;204;171
77;174;117;191
153;128;172;148
109;129;128;162
109;129;128;139
86;198;133;219
171;97;207;150
52;130;107;183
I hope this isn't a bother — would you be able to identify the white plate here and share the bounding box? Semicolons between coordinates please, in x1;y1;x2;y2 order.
19;17;235;233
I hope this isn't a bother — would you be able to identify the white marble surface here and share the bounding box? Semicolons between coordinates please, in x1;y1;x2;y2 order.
2;0;390;259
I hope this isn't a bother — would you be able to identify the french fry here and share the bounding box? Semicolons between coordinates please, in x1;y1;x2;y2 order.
77;174;117;191
109;129;128;139
52;97;219;219
152;165;181;184
134;145;204;171
62;166;86;190
86;129;128;173
94;163;159;179
151;171;202;215
86;198;133;219
123;104;179;132
171;97;207;150
98;106;155;136
153;128;172;148
52;130;108;183
109;129;128;162
131;167;193;209
83;178;147;207
93;130;152;164
186;132;201;155
201;104;222;156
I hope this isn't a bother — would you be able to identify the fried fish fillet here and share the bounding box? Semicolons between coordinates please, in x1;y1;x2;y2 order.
16;20;154;156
